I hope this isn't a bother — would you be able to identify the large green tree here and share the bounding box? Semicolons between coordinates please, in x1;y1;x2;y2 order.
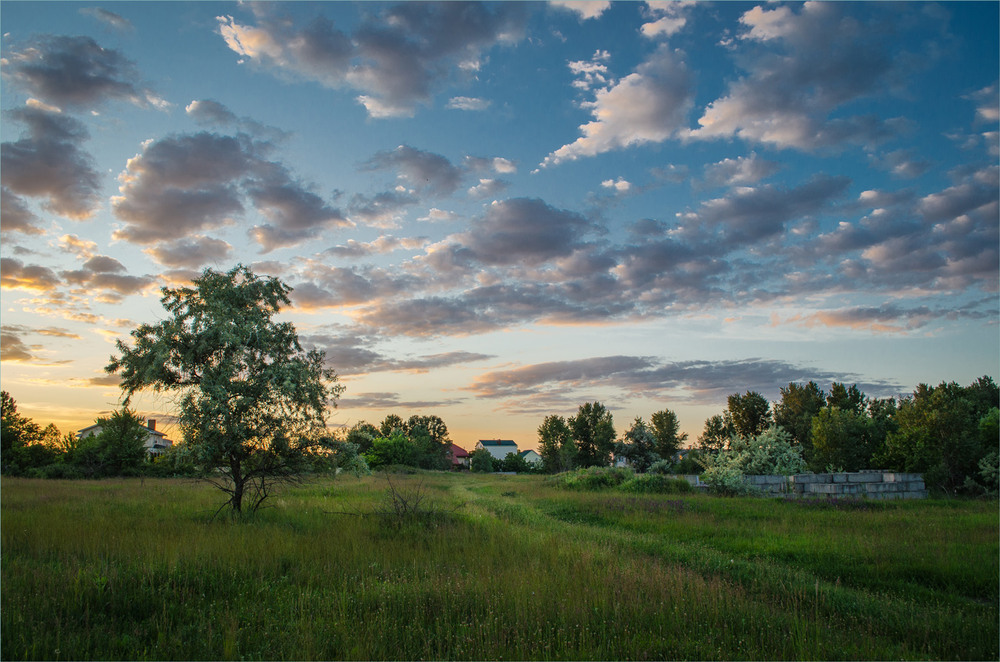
650;408;687;460
570;402;616;468
773;381;826;459
107;265;343;516
537;414;575;473
725;391;772;439
615;417;660;472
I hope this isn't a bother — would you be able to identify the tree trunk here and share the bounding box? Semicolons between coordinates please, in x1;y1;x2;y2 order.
230;457;244;515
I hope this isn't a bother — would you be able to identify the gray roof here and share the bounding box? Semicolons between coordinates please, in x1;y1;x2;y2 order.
479;439;517;446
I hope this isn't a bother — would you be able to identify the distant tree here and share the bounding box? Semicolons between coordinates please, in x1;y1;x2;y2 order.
827;383;865;416
650;408;687;460
698;414;730;453
106;265;343;517
725;391;772;439
379;414;405;437
615;417;660;473
881;378;999;494
811;407;874;472
345;421;380;455
570;402;616;468
405;414;451;470
93;408;149;476
773;381;826;459
537;414;575;473
1;391;42;455
501;451;531;473
469;448;495;473
364;431;416;469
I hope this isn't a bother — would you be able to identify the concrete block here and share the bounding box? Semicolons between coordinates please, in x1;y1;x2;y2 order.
833;473;847;483
793;474;817;484
847;473;881;483
805;483;839;494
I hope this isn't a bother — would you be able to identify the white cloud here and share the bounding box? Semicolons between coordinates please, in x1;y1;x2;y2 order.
446;96;491;111
641;1;692;39
540;46;693;167
549;1;611;20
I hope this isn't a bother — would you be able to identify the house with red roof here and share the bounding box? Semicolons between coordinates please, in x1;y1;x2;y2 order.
448;443;470;470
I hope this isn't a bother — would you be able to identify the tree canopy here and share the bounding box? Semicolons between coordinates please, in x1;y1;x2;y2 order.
107;265;343;516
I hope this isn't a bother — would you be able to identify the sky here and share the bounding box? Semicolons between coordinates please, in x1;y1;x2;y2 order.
1;1;998;452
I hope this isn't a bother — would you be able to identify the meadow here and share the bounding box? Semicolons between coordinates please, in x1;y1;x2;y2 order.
2;473;997;661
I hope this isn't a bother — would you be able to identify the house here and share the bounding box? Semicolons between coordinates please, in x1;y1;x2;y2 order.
77;419;173;457
518;449;542;465
448;443;470;470
475;439;519;461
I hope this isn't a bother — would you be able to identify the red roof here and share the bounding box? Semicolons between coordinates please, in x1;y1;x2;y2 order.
449;443;469;458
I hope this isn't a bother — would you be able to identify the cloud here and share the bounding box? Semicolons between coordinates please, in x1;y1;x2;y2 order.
1;35;166;110
466;354;902;406
540;45;693;167
468;178;508;198
360;145;464;196
690;2;909;150
217;3;526;118
457;197;595;267
111;131;346;249
464;155;517;174
79;7;134;31
60;255;156;302
1;106;102;219
1;327;39;362
144;236;233;269
347;189;419;228
702;152;780;188
186;99;288;141
446;96;491;111
1;187;43;235
324;235;429;260
601;177;632;194
289;264;417;310
549;1;611;20
870;149;931;179
338;392;463;410
0;258;61;292
641;1;692;39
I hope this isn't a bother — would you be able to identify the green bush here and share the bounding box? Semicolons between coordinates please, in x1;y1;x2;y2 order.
620;473;693;494
559;466;633;490
648;459;673;475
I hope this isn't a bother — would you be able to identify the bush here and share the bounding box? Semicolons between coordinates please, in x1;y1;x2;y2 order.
559;466;633;490
620;473;693;494
469;448;495;473
648;459;674;475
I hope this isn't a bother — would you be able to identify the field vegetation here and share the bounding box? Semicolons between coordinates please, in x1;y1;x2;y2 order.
3;473;997;660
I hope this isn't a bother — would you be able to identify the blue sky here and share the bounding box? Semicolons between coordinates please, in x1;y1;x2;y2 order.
2;1;997;450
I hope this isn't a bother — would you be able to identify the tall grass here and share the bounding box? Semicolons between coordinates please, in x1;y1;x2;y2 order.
2;474;997;660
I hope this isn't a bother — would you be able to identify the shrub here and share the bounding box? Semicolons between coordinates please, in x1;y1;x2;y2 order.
648;459;674;475
619;473;693;494
559;466;633;490
469;448;495;473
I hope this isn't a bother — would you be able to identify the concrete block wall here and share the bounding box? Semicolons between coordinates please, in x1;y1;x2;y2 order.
742;470;927;499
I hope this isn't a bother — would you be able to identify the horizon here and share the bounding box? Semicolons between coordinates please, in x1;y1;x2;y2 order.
2;1;997;452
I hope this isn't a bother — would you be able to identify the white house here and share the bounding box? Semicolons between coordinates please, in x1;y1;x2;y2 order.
77;419;173;457
475;439;519;461
518;449;542;465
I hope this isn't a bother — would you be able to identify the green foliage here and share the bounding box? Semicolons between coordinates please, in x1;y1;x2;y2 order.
827;382;866;415
1;391;43;470
614;417;661;472
344;421;379;455
672;451;704;475
557;466;634;489
698;414;729;452
106;265;343;516
648;458;674;475
701;427;806;495
881;378;999;494
537;414;575;473
649;408;687;460
501;452;532;473
811;407;876;472
773;381;826;459
725;391;772;439
90;408;149;476
619;473;693;494
469;448;495;473
570;402;616;468
365;431;417;469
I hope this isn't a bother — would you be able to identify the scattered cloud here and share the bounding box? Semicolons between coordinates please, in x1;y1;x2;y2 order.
110;131;347;250
1;34;166;110
447;96;491;111
702;152;781;188
1;106;102;219
691;2;909;150
549;1;611;21
79;7;134;32
144;236;233;269
360;145;464;196
540;45;693;167
217;3;526;118
641;1;692;39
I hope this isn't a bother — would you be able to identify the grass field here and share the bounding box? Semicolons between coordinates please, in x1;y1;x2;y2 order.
2;473;997;660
